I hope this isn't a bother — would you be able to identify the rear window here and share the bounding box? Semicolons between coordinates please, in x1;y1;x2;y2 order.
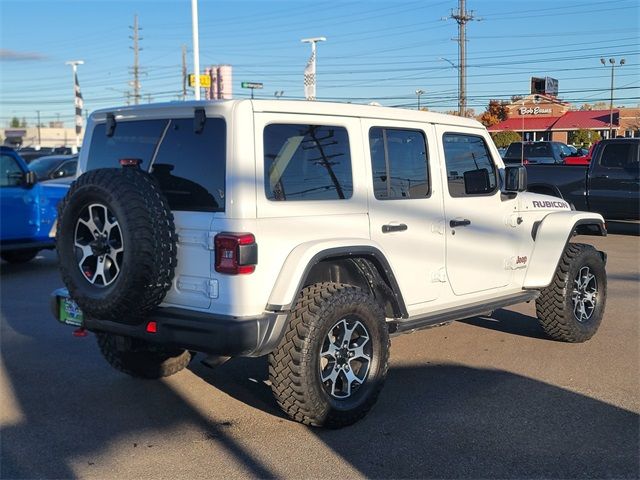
599;142;638;168
87;117;226;212
505;143;552;159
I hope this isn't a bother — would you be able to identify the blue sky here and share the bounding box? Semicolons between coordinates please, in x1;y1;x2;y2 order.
1;0;638;127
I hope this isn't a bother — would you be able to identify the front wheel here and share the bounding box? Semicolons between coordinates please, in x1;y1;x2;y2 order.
536;243;607;343
269;282;390;428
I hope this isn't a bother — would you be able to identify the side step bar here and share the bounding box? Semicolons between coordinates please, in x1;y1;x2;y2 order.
389;291;539;335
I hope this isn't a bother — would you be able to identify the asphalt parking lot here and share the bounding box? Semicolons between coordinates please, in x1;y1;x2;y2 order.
1;233;638;479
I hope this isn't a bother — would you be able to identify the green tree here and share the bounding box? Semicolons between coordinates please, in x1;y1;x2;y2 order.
569;129;601;146
10;117;20;128
491;130;521;148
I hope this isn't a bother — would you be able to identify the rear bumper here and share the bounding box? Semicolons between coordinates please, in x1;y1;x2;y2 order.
51;288;288;357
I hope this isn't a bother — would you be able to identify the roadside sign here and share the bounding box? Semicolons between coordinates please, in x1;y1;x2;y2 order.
241;82;263;89
189;74;211;88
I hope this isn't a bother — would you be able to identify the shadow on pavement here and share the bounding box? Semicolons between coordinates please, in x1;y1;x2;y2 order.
457;309;548;339
192;356;639;478
1;253;638;478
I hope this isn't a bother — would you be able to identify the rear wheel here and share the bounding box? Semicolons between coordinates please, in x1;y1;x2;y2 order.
96;333;192;379
536;243;606;343
0;249;39;264
269;282;389;428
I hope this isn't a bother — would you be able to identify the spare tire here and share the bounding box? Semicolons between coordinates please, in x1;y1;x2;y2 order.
57;167;177;322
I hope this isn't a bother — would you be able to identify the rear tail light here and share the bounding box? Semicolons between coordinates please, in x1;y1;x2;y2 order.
214;233;257;275
523;158;530;165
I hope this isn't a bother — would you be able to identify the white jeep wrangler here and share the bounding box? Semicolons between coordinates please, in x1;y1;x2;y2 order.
52;100;607;428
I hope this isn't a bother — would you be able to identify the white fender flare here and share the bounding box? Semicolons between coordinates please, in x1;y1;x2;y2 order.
266;238;406;315
523;211;606;289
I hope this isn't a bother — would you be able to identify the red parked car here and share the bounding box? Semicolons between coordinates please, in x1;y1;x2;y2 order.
565;142;599;165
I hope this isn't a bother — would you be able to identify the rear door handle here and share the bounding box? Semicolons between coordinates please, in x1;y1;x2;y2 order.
382;223;408;233
449;219;471;228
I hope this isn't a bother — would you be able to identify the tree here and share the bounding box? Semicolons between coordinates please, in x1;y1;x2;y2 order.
10;117;20;128
479;99;509;127
569;129;601;146
491;130;521;148
579;102;608;111
443;109;475;118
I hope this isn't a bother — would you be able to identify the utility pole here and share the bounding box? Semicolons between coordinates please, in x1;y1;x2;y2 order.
181;44;187;101
129;14;142;105
448;0;478;116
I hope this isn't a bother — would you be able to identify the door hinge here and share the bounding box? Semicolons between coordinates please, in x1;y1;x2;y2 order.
431;267;447;283
207;232;217;250
177;277;219;299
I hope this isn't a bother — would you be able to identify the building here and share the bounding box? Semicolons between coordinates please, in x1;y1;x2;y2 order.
489;94;640;144
1;126;83;148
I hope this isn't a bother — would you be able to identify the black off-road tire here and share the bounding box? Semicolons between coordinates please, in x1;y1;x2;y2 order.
1;249;39;264
57;168;177;322
536;243;607;343
96;333;192;379
269;282;390;428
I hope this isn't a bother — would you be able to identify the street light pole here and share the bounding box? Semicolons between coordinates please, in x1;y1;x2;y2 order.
191;0;201;100
415;89;425;110
601;57;625;138
36;110;41;146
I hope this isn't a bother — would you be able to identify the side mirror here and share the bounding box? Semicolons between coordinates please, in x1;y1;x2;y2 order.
24;170;37;187
504;166;527;192
463;169;491;195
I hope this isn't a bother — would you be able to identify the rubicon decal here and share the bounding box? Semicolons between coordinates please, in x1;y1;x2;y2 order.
532;200;569;209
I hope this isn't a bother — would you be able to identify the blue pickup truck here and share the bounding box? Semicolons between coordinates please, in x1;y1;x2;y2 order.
0;146;70;263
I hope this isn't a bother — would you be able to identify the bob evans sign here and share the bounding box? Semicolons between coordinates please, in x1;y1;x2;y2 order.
519;106;553;115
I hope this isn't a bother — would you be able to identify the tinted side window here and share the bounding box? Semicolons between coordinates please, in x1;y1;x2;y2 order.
599;143;635;168
443;134;497;197
151;118;226;212
369;127;429;199
264;124;352;201
57;160;78;177
504;143;521;159
0;154;23;187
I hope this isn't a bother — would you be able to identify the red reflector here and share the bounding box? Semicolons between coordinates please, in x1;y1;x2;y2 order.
146;321;157;333
214;233;257;275
119;158;142;167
